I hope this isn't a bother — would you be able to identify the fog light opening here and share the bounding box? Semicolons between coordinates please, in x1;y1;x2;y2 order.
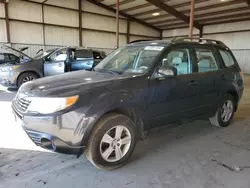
41;138;55;151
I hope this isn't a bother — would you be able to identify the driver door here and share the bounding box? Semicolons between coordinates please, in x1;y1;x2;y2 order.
147;46;200;128
44;48;66;76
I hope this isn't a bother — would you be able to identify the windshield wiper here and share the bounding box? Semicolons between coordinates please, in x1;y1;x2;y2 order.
97;68;120;75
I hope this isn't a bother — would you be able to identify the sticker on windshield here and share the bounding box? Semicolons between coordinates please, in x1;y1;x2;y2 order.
144;46;164;51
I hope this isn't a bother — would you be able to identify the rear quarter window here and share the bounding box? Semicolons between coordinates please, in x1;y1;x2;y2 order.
219;50;235;68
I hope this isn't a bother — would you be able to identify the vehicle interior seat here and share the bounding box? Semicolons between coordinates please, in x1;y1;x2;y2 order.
198;59;217;72
172;57;182;67
172;57;189;75
177;62;188;75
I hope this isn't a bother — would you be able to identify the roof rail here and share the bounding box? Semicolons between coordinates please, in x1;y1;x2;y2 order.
128;39;152;44
171;37;227;47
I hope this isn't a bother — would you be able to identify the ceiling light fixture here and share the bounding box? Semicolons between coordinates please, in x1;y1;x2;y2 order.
152;12;160;16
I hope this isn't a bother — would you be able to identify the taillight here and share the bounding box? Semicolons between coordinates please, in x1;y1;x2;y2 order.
240;71;244;80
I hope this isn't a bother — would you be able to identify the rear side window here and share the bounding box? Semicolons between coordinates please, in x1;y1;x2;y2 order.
0;54;4;60
75;50;93;60
219;50;235;67
195;48;219;73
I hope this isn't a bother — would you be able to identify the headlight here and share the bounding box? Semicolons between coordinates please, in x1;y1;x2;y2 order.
1;65;20;72
26;95;79;114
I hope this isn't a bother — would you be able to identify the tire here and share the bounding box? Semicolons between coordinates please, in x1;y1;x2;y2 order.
17;72;39;88
209;94;235;127
84;113;137;170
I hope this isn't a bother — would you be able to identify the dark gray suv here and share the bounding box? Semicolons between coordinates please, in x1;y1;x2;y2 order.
12;38;244;170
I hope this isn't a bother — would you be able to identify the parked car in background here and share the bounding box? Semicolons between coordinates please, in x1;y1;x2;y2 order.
0;45;30;65
0;46;106;88
0;53;20;65
12;37;243;170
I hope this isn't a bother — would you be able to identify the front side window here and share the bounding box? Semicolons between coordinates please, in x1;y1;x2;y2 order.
50;48;67;62
219;50;235;68
95;45;164;75
196;48;218;72
161;48;192;75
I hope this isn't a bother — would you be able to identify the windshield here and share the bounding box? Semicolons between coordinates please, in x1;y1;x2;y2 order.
34;48;58;59
94;45;165;75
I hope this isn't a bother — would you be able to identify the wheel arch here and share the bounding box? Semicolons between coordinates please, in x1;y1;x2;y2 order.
226;89;239;111
16;70;41;85
77;106;145;158
104;107;145;138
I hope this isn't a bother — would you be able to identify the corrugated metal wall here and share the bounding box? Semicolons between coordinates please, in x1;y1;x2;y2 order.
0;20;6;42
0;0;160;57
232;50;250;73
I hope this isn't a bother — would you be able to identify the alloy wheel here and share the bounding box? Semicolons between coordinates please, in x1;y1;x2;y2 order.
100;125;132;162
221;100;233;122
22;76;36;84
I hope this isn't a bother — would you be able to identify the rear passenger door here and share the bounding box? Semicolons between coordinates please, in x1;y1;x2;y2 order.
193;46;224;113
71;49;94;71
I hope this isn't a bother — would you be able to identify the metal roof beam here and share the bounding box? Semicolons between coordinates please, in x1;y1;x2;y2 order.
86;0;161;31
145;0;202;30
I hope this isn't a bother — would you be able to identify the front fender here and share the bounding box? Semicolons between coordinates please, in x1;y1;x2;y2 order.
77;89;145;149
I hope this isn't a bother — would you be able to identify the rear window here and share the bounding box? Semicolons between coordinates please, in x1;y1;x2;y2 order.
219;50;235;67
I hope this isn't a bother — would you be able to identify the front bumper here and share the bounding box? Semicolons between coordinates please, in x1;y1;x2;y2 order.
12;106;86;155
0;71;17;88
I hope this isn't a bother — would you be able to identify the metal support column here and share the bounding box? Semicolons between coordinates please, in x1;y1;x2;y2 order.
199;26;203;39
41;0;47;45
189;0;195;38
79;0;83;46
116;0;119;48
160;30;163;40
4;2;10;43
126;19;130;43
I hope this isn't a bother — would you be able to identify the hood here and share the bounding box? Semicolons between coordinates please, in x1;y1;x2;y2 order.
2;44;32;60
18;70;128;97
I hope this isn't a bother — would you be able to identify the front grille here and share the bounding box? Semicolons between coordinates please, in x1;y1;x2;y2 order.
14;97;31;113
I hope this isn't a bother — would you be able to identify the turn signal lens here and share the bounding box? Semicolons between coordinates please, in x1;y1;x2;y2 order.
65;96;79;108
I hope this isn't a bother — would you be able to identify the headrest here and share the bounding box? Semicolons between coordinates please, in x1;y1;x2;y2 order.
172;57;182;65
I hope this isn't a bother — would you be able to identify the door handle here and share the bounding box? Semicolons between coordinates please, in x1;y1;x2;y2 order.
188;80;197;86
221;75;226;80
58;63;62;67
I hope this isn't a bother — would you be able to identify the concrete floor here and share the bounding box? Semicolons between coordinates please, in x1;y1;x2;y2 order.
0;76;250;188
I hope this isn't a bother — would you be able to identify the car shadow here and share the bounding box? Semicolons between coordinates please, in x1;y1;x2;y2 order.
128;115;249;167
129;120;217;163
7;88;18;92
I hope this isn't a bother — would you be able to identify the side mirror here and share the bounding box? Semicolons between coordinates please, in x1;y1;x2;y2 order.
44;56;50;61
157;65;177;77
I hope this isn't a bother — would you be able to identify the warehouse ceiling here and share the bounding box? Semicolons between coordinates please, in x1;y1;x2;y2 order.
92;0;250;30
